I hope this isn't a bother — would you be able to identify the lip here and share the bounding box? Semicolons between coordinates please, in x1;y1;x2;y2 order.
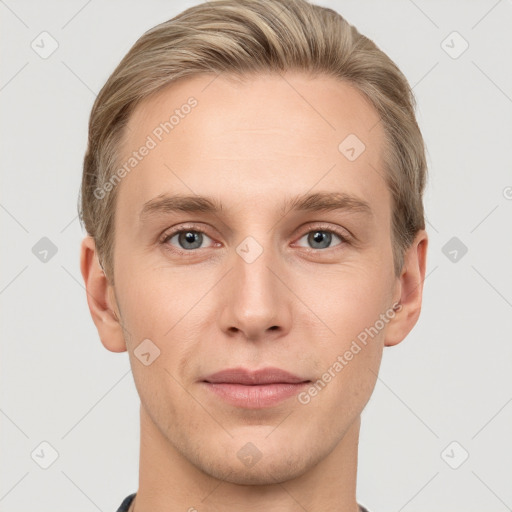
201;367;310;409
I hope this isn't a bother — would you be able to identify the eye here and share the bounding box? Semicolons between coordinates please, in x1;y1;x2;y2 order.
295;229;346;250
163;229;215;251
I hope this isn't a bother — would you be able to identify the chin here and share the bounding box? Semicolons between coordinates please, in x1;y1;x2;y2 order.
202;456;312;486
186;439;319;486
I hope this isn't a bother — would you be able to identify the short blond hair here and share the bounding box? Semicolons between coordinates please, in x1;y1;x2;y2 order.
79;0;427;283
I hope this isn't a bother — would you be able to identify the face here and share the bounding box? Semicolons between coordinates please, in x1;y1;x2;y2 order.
91;72;423;485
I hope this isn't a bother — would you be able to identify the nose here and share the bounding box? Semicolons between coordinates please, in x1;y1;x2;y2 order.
218;238;293;342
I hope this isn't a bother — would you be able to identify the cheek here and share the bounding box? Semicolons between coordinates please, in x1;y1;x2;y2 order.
115;266;212;388
300;262;393;340
297;265;392;401
115;262;196;339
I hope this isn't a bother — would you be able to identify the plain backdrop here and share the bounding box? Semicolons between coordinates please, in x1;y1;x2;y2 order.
1;1;511;511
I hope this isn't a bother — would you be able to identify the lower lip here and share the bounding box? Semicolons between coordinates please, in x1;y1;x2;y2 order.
203;382;309;408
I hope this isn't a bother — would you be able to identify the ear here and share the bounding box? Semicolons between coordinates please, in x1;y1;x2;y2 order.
80;236;127;353
384;229;428;347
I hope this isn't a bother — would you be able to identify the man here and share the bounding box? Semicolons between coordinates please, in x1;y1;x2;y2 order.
79;0;428;510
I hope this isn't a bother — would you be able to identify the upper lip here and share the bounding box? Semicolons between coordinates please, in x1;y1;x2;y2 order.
202;367;309;385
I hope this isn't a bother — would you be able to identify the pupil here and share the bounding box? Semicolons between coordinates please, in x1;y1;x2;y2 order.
180;231;201;249
310;231;331;249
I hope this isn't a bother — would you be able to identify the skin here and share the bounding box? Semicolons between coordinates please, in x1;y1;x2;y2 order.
81;72;427;512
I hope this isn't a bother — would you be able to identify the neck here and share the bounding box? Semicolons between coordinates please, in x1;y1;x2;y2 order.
132;405;361;512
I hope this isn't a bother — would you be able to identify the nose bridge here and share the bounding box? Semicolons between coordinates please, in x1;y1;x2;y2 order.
219;232;289;339
233;234;277;306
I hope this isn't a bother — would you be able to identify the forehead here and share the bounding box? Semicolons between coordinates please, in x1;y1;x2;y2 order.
116;72;389;222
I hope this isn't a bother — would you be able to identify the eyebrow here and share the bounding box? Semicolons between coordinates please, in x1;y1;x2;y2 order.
139;191;373;222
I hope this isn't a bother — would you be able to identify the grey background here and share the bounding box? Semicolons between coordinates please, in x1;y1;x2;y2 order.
1;0;511;511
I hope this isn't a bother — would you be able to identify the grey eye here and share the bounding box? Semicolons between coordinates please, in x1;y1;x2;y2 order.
169;230;212;250
296;230;342;250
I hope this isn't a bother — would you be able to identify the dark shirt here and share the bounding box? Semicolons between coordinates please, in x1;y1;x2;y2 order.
116;493;135;512
116;493;371;511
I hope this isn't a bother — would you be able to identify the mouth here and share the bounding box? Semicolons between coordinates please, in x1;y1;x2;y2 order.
200;367;311;409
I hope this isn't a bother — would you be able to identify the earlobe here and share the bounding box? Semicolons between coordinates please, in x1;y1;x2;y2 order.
80;236;127;353
384;230;428;347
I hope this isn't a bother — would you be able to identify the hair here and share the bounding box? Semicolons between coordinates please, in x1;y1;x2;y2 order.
79;0;427;284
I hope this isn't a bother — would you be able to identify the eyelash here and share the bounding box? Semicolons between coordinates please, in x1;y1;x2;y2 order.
159;223;352;256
